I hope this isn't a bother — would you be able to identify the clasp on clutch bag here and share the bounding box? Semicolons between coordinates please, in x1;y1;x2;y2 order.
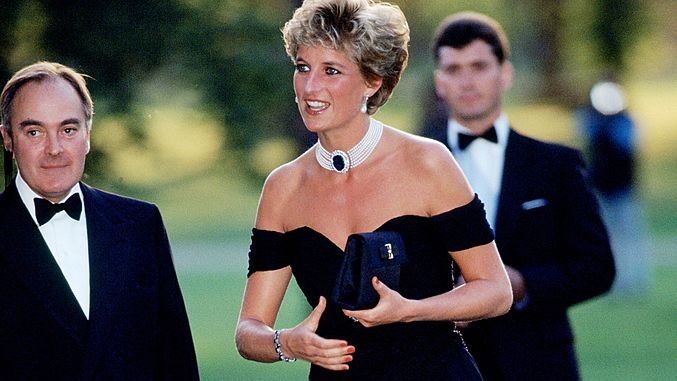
381;243;394;260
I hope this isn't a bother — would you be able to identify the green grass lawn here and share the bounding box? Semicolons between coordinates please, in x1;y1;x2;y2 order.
178;264;676;381
572;266;677;381
180;271;310;380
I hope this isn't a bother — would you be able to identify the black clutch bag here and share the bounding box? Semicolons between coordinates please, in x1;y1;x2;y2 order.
331;231;407;311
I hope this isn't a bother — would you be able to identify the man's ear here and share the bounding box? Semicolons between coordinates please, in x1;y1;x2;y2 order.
0;125;13;152
433;70;446;100
85;127;91;154
501;61;514;92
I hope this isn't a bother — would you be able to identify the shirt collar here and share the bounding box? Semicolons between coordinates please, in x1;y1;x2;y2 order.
15;171;82;226
447;113;510;150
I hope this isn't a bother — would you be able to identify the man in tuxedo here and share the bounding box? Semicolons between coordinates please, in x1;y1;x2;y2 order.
0;62;199;380
426;13;616;380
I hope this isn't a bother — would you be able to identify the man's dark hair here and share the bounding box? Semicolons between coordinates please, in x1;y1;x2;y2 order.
432;11;510;64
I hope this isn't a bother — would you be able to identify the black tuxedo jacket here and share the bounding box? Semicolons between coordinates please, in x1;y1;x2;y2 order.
428;127;615;380
0;181;199;380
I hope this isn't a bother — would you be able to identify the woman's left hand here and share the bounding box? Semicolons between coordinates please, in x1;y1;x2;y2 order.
342;277;410;327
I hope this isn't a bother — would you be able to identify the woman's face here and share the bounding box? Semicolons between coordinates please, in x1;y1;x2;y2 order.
293;45;375;134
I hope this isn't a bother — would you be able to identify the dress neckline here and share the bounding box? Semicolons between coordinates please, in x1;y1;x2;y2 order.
253;195;480;253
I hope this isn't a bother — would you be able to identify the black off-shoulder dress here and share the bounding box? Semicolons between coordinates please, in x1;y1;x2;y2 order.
247;196;493;380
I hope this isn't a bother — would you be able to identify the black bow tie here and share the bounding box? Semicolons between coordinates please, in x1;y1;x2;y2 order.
458;126;498;150
34;193;82;226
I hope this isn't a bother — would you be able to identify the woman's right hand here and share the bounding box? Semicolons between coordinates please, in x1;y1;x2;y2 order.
283;296;355;371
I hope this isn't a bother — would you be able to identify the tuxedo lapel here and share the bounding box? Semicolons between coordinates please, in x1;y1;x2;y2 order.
0;182;88;343
80;184;131;373
494;130;532;247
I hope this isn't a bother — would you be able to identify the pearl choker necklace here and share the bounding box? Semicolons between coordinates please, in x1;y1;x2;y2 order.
315;118;383;173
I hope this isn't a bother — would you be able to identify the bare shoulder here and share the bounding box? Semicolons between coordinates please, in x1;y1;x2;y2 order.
385;127;474;213
255;152;310;231
401;131;453;167
386;127;456;176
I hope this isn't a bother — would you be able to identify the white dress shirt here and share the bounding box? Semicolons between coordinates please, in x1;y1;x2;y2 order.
16;172;90;318
446;113;510;228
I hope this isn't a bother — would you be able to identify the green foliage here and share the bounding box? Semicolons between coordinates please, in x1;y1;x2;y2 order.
591;0;646;72
0;1;22;81
41;0;190;111
170;1;301;151
0;0;665;188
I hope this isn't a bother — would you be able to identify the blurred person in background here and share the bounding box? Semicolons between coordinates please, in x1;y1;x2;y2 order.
577;79;650;296
0;61;199;380
425;11;616;380
236;1;512;380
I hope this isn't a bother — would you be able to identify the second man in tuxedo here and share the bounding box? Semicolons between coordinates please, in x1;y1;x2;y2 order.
427;12;616;380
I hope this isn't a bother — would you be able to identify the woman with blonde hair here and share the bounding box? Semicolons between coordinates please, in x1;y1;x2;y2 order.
236;1;512;379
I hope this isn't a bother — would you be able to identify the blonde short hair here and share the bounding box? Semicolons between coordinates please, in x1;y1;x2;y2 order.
282;0;409;114
1;61;93;132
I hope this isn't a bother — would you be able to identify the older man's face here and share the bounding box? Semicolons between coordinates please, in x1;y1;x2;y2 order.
1;78;90;202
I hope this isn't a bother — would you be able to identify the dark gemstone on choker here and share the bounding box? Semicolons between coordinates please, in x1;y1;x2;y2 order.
332;154;346;171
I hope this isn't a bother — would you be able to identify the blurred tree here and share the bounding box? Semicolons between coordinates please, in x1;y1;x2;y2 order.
169;1;306;177
591;0;645;73
41;0;189;125
0;1;23;187
0;1;21;82
528;0;645;103
0;0;192;186
499;0;576;103
44;0;190;183
529;0;568;101
0;0;309;185
0;0;660;188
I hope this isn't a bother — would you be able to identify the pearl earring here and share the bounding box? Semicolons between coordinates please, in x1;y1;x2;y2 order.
361;96;369;114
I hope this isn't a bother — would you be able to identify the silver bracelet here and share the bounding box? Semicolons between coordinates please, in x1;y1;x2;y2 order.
273;329;296;362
